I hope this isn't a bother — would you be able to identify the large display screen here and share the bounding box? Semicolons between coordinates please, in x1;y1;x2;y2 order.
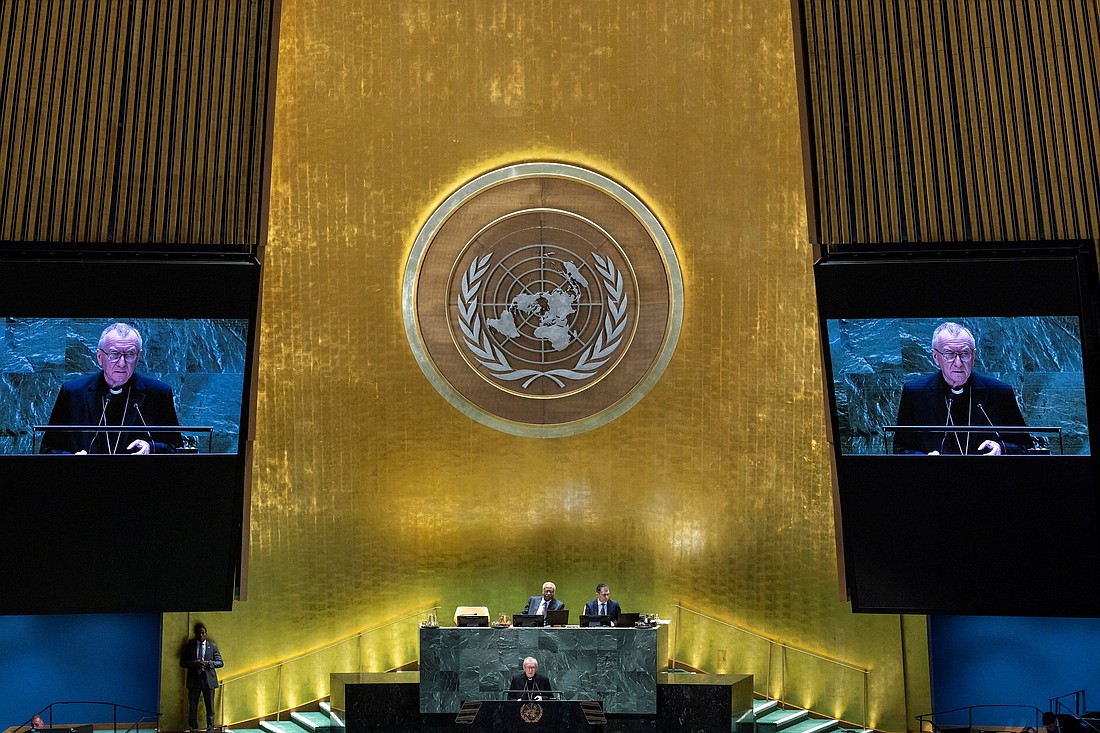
826;316;1089;456
3;317;247;455
815;248;1100;616
0;257;260;614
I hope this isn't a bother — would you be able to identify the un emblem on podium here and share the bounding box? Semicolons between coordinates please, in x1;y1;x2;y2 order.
404;163;683;437
519;702;544;722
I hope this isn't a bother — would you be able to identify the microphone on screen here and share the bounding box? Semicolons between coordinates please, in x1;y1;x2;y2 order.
977;402;1006;454
133;402;155;453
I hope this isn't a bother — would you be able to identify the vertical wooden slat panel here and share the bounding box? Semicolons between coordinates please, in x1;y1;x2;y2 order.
0;0;277;250
795;0;1100;246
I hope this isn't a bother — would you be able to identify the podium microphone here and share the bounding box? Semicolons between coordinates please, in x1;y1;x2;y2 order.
977;403;1006;454
940;397;953;453
133;402;155;453
89;394;112;451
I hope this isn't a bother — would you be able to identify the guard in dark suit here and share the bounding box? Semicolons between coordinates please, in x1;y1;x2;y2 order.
523;581;565;616
894;322;1031;455
508;657;553;700
583;583;622;624
40;323;182;455
180;622;224;732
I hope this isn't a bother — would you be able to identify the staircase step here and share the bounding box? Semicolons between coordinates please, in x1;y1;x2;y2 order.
757;708;810;733
290;713;336;731
781;718;839;733
318;703;331;716
754;700;781;717
260;721;310;733
227;729;266;733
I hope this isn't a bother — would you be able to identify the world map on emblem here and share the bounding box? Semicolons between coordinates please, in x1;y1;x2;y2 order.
457;242;628;391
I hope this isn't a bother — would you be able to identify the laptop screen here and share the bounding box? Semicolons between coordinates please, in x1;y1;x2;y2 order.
545;609;569;626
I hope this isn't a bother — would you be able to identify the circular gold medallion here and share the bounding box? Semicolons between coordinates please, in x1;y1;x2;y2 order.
519;702;544;722
403;163;682;437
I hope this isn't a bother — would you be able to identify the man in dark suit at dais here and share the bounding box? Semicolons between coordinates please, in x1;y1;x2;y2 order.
583;582;622;624
523;581;565;617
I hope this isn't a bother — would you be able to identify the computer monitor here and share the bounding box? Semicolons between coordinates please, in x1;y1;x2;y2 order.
615;612;640;627
580;614;612;627
456;614;489;627
545;609;568;626
512;613;544;627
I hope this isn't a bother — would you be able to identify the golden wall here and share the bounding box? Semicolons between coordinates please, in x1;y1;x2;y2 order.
160;1;929;730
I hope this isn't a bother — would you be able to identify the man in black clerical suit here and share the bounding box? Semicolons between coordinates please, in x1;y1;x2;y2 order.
40;322;182;455
894;321;1031;455
523;581;565;617
583;582;622;624
508;657;553;701
180;622;224;732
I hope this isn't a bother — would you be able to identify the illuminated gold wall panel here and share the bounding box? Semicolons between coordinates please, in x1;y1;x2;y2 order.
160;1;928;730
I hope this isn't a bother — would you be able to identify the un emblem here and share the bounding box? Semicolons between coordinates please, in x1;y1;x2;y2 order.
404;163;682;437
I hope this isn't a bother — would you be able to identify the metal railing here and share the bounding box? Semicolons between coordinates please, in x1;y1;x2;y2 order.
17;702;159;733
215;606;439;727
917;704;1043;733
1051;691;1088;717
672;604;871;727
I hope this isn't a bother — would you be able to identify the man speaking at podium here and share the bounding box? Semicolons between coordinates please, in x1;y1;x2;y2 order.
894;321;1030;455
508;657;553;701
40;322;183;455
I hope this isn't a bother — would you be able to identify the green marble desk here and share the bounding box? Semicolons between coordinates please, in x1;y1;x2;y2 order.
419;625;667;714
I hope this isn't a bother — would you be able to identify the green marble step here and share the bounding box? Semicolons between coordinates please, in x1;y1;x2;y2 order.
318;703;330;716
781;717;840;733
290;713;337;731
756;708;810;733
754;699;782;717
259;721;310;733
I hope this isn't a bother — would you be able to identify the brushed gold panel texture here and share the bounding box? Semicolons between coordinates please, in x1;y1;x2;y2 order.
160;1;926;730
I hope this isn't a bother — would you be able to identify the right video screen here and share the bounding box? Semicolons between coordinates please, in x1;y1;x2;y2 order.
815;247;1100;615
827;315;1089;457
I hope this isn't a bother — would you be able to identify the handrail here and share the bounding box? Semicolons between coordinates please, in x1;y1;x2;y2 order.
1051;690;1088;716
672;604;870;728
219;606;439;684
916;703;1043;732
217;605;439;726
17;701;160;733
672;604;870;673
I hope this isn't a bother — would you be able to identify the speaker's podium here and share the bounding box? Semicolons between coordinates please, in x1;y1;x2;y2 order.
456;696;606;730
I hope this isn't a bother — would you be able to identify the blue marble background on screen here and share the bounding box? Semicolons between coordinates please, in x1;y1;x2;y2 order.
826;316;1089;455
0;318;247;454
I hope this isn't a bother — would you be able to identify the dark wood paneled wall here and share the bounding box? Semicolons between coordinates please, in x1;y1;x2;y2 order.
794;0;1100;248
0;0;277;249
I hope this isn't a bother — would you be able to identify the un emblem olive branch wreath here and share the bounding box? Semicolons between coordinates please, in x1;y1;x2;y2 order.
458;252;628;389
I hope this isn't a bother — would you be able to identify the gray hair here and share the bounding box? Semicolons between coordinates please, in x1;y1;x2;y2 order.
98;322;143;351
931;322;974;351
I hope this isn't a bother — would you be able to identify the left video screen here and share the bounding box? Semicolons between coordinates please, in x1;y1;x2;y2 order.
3;317;247;455
0;257;260;614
